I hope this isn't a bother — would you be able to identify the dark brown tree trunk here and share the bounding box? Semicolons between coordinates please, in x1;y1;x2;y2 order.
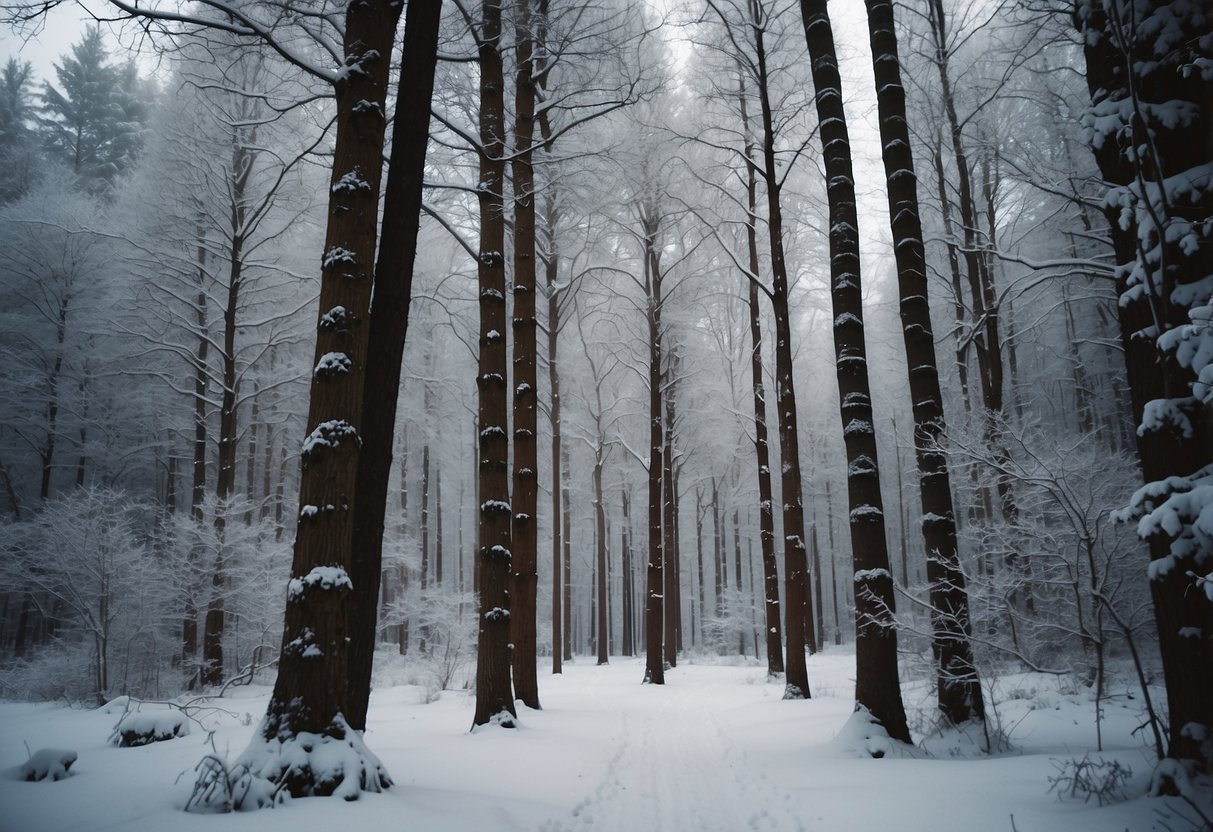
621;487;634;656
184;228;208;681
472;0;516;729
204;165;249;687
750;21;812;699
595;454;609;665
643;211;666;685
345;0;441;727
1077;0;1213;772
662;365;678;668
741;129;784;670
249;0;401;797
866;0;984;725
733;509;744;655
695;486;706;649
800;0;908;741
510;0;541;708
562;446;572;661
421;444;431;591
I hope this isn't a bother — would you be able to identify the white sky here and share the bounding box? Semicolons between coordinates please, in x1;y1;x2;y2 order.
1;5;93;85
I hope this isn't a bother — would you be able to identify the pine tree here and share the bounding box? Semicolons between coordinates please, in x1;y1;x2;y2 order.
39;27;148;192
0;58;37;202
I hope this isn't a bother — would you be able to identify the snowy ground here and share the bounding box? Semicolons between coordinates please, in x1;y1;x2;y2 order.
1;649;1204;832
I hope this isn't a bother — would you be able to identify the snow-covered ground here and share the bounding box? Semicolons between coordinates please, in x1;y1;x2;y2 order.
0;650;1202;831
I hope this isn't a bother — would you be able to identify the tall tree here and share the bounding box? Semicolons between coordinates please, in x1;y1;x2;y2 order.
39;27;148;193
472;0;517;728
1076;0;1213;775
230;0;403;799
864;0;983;726
510;0;542;710
345;0;443;733
799;0;909;742
0;58;37;202
737;68;784;677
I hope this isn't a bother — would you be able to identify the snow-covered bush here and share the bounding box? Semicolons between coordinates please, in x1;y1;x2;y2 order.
19;749;77;782
0;488;171;705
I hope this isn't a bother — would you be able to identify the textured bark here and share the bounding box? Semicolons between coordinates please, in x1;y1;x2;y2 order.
749;23;811;698
594;455;609;665
254;0;400;797
643;209;666;685
662;364;679;668
184;229;208;679
202;135;251;689
346;0;442;731
473;0;516;728
621;487;634;655
865;0;983;726
547;243;564;674
800;0;908;741
510;0;541;708
1077;0;1213;771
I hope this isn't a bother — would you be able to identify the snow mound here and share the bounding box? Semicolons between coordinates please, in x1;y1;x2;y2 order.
19;748;77;782
114;710;190;747
830;706;898;759
230;714;391;804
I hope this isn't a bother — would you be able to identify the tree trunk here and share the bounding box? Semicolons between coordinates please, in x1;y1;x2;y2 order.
643;213;665;685
472;0;516;729
865;0;983;726
621;487;634;656
344;0;441;727
748;19;812;698
204;172;249;687
510;0;541;708
662;364;679;668
595;456;609;665
741;121;784;670
801;0;908;741
1077;0;1213;772
562;458;572;661
242;0;401;798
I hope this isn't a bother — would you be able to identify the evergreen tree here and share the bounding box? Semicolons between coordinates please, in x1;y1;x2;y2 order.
39;27;149;193
0;58;37;202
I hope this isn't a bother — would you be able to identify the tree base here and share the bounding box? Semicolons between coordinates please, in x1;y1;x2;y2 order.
187;714;391;811
782;683;806;700
472;710;517;731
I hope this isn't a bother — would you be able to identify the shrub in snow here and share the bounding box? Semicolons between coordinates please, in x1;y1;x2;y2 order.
184;754;284;813
1047;755;1132;806
19;749;77;782
113;709;190;747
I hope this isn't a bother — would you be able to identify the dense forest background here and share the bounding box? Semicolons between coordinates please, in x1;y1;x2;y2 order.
0;0;1209;806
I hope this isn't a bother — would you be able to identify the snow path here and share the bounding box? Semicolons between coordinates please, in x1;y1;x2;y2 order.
0;652;1187;832
543;675;805;832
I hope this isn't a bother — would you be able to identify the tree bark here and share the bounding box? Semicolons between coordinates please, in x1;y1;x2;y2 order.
247;0;401;797
1076;0;1213;772
750;20;812;698
643;208;665;685
472;0;516;729
800;0;908;741
510;0;541;708
344;0;441;728
865;0;983;726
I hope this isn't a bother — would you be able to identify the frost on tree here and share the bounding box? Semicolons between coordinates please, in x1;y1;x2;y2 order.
1076;0;1213;774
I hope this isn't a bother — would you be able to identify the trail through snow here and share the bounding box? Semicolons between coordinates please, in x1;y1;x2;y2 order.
543;674;805;832
0;651;1192;832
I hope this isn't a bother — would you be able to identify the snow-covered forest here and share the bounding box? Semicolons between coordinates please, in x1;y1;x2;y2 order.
0;0;1210;829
